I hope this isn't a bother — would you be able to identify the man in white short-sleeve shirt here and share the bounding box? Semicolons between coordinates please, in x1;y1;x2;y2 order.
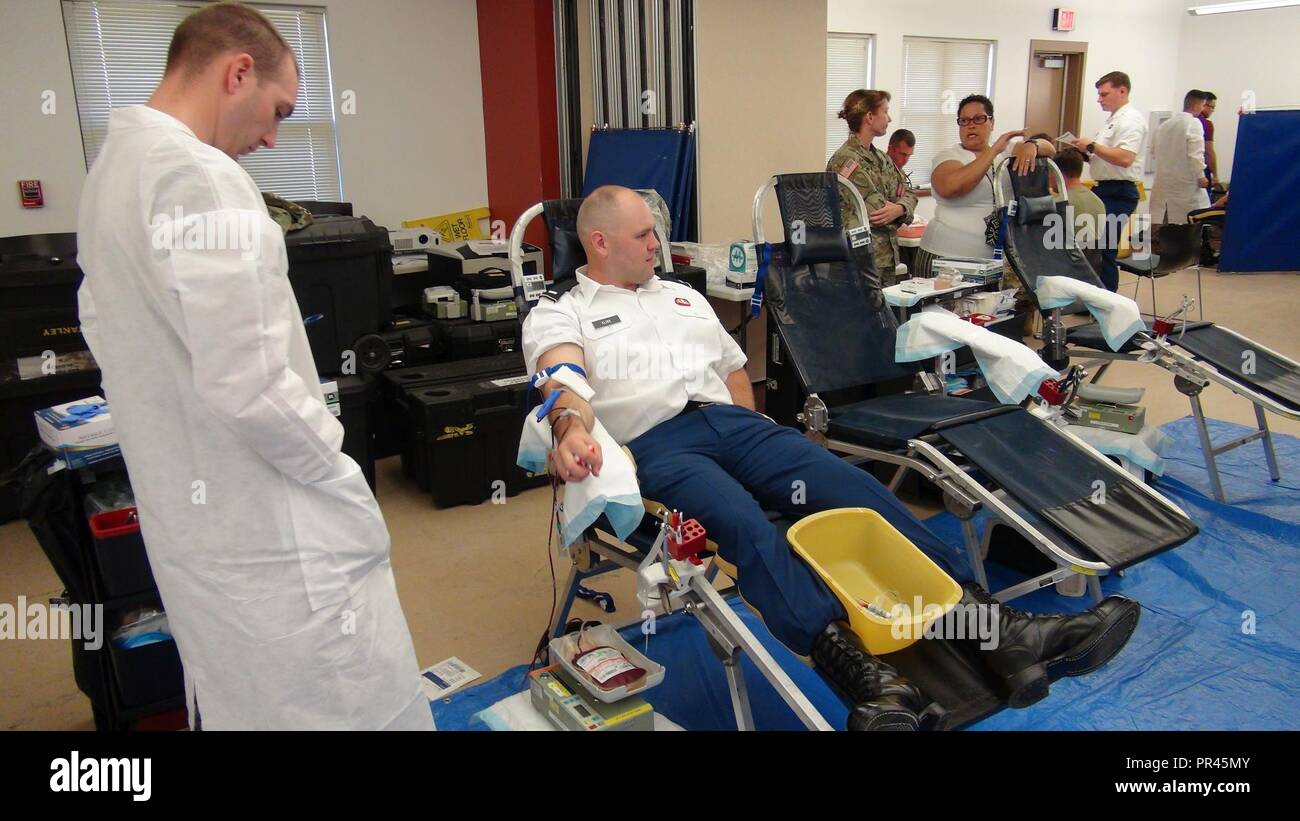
521;185;1141;731
1072;70;1149;291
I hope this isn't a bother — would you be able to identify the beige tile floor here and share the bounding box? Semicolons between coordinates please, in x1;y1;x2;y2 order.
1;265;1296;730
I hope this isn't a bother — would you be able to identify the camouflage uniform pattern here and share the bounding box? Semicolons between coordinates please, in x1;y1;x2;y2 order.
827;136;917;286
261;192;314;233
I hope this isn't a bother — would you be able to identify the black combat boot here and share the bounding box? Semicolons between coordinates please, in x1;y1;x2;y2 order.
811;621;930;731
955;582;1141;708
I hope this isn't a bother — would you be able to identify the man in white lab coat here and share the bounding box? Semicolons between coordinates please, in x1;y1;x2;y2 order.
1150;90;1212;224
76;2;433;730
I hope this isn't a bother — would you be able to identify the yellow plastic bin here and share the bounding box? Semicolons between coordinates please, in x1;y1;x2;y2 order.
786;508;963;655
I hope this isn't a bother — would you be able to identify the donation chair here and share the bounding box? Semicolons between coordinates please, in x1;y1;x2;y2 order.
754;172;1198;603
997;158;1300;502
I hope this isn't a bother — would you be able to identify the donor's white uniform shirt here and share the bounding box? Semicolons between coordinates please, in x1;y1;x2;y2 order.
523;267;747;444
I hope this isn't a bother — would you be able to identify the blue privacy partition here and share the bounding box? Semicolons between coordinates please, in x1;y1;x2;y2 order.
1220;108;1300;272
583;126;696;241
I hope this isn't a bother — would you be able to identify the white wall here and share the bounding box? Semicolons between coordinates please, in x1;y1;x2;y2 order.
1175;4;1300;183
828;0;1188;219
326;0;487;228
0;0;489;236
1;0;86;235
696;0;828;242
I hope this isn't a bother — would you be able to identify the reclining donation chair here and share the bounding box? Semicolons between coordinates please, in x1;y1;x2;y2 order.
755;172;1198;603
996;158;1300;502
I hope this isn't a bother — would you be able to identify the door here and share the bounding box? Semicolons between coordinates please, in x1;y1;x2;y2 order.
1024;41;1087;140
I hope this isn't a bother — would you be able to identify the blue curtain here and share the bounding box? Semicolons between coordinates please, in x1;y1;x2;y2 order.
1220;108;1300;272
582;127;696;241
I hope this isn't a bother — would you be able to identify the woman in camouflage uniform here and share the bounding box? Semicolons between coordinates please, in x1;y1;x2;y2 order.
827;89;916;286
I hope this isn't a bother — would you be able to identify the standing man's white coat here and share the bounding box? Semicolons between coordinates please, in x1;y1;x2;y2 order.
76;2;432;730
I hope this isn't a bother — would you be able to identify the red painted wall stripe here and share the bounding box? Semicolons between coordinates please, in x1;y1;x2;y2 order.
477;0;561;271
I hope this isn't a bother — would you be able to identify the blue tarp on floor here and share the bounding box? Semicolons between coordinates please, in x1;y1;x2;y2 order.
432;417;1300;731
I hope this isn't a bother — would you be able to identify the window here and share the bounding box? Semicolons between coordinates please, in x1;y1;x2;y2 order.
900;36;995;188
826;33;874;163
62;0;342;200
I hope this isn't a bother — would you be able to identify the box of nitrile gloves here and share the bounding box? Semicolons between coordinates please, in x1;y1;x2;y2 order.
34;395;120;468
727;241;760;286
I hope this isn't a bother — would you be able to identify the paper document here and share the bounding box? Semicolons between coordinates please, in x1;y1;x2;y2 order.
420;657;482;700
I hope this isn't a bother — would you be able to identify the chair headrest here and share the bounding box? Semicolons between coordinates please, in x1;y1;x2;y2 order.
790;225;853;267
774;173;853;266
542;198;586;284
1016;194;1059;226
1005;159;1054;198
542;190;673;285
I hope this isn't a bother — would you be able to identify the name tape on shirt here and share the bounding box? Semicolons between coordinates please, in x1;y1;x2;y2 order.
592;314;622;329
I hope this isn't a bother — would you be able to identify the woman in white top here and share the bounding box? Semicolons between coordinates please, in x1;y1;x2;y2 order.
915;95;1055;276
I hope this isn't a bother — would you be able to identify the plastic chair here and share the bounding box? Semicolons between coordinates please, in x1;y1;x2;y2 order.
1118;222;1205;318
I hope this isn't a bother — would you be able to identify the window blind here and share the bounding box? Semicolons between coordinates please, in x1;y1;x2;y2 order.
62;0;342;199
826;33;875;163
900;36;994;188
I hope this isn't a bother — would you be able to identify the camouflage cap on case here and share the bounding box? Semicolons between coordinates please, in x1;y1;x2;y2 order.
261;192;314;233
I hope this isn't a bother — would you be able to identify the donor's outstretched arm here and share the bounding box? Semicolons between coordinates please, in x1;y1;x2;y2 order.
536;343;603;482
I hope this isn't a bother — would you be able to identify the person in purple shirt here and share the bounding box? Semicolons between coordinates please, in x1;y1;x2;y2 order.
1200;91;1217;189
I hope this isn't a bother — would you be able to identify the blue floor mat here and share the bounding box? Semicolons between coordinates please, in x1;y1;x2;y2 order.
432;417;1300;731
429;600;849;731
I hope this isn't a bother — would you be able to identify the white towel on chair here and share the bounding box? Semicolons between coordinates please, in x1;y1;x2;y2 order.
518;414;643;547
1035;276;1145;352
1063;422;1173;477
895;306;1058;404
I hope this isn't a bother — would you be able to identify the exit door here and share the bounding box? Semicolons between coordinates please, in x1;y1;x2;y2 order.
1025;44;1086;140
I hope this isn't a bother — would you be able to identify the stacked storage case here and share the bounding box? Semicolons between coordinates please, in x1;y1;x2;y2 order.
81;469;185;725
428;316;521;361
87;507;156;598
283;215;394;489
383;352;548;506
282;214;394;378
14;448;187;730
333;374;382;491
0;233;103;523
